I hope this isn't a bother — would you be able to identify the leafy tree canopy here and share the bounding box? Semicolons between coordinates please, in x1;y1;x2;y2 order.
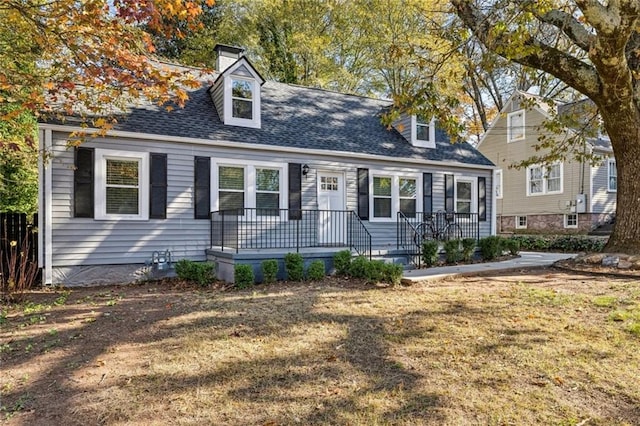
0;0;213;146
451;0;640;253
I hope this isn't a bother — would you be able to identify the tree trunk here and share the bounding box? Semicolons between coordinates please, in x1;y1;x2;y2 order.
601;106;640;253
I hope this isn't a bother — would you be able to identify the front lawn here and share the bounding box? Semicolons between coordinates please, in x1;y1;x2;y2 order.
1;269;639;425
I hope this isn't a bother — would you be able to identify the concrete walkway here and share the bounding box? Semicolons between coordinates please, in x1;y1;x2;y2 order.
402;251;576;283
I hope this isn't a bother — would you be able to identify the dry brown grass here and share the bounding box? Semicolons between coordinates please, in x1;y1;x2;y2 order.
1;268;640;425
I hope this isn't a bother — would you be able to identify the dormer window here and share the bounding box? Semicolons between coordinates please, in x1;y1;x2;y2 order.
410;115;436;148
231;79;254;120
211;46;265;130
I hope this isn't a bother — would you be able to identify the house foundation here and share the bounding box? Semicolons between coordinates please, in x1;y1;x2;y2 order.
499;213;614;234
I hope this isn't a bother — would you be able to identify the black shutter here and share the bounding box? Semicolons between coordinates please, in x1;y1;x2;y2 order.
357;168;369;220
445;173;454;212
149;153;167;219
478;176;487;221
423;172;433;216
194;156;210;219
288;163;302;220
74;147;94;218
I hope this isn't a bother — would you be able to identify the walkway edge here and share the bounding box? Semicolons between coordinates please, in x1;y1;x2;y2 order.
401;252;576;284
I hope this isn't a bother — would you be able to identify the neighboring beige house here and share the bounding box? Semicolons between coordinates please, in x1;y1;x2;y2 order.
478;91;616;234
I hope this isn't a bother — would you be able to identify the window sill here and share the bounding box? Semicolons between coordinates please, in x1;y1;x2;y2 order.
224;117;261;129
412;140;436;149
95;215;149;221
369;217;395;223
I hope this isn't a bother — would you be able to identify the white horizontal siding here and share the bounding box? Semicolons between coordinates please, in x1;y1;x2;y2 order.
591;157;617;214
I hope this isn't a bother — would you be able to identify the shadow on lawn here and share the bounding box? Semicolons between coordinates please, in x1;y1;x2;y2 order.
1;283;445;424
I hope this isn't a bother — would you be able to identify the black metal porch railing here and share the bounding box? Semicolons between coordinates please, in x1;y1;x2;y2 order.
397;211;480;267
210;208;372;259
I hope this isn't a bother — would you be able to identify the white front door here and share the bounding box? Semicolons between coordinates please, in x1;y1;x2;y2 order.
317;172;346;244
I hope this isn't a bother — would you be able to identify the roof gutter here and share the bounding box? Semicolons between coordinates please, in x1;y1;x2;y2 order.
39;123;497;171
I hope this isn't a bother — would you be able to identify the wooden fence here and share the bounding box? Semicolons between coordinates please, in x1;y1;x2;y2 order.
0;213;39;283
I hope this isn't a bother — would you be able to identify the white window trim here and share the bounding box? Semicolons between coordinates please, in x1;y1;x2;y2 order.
507;110;525;142
495;169;503;199
211;158;287;217
526;163;563;196
564;213;578;229
515;215;527;229
454;176;478;218
95;149;149;221
223;75;261;129
369;171;422;222
410;115;436;148
608;158;617;192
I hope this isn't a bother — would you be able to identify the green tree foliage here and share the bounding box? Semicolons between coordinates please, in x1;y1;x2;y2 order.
1;0;211;144
0;106;37;214
162;0;461;99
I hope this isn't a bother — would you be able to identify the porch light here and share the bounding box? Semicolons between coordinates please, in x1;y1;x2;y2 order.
302;164;310;176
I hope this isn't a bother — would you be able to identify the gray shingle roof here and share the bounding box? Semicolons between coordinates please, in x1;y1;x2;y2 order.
105;81;495;167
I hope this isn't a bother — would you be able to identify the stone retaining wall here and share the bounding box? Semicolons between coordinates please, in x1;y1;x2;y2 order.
499;213;613;234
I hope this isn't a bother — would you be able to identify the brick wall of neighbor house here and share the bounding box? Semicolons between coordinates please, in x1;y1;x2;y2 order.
499;213;612;234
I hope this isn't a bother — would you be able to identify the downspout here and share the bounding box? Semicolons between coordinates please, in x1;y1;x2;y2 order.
37;129;44;269
491;169;498;236
38;128;53;285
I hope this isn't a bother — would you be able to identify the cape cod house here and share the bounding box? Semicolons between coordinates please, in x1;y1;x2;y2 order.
477;91;616;234
38;45;496;285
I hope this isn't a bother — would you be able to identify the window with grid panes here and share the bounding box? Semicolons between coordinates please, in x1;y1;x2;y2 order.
608;159;617;192
546;164;561;192
528;166;544;194
399;178;417;217
456;180;473;214
508;110;525;142
231;79;253;119
219;166;245;214
373;176;392;218
255;168;279;216
105;158;140;215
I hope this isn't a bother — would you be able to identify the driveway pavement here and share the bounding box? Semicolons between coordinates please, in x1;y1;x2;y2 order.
402;251;576;283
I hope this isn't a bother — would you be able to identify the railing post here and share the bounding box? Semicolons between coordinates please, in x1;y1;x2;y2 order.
296;212;300;253
347;212;352;249
396;212;399;250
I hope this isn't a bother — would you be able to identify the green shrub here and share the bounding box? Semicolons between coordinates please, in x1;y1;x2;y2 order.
261;259;279;284
548;235;605;252
234;264;255;288
333;250;352;275
349;256;369;279
382;263;403;286
478;236;504;261
307;260;326;281
364;260;385;283
504;238;521;255
509;235;551;251
174;259;215;287
443;239;461;264
509;235;605;253
461;238;476;262
421;240;440;267
284;253;305;281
